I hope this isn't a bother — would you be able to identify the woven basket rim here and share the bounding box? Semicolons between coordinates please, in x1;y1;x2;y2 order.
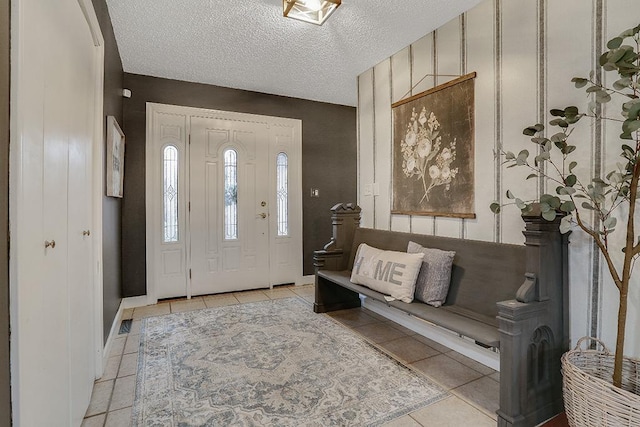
562;348;640;402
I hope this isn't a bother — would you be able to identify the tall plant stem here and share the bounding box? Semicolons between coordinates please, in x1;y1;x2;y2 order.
612;156;639;387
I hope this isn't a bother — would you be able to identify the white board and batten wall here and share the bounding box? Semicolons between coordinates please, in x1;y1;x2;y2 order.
357;0;640;357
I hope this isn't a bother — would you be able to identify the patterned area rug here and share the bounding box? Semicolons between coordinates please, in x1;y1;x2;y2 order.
132;297;447;426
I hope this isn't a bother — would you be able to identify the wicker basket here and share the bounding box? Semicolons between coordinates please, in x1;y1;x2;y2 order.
561;337;640;426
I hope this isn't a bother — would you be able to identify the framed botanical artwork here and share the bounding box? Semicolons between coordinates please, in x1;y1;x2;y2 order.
106;116;125;198
391;72;476;218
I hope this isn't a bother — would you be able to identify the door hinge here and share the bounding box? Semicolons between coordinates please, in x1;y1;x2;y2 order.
189;269;192;279
189;202;191;212
188;133;191;144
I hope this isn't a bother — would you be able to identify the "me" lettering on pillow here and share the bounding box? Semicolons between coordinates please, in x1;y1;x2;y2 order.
350;243;424;303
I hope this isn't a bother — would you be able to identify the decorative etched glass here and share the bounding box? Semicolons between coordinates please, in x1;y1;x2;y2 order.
276;152;288;236
163;145;179;243
224;149;238;240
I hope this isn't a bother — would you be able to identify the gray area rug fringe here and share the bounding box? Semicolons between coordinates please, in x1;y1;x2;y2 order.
132;297;448;426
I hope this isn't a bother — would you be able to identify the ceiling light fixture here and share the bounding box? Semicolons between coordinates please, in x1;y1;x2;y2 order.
283;0;341;26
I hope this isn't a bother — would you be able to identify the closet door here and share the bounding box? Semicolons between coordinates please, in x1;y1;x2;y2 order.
11;0;97;424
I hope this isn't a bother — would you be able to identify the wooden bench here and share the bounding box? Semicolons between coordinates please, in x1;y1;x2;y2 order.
313;203;570;427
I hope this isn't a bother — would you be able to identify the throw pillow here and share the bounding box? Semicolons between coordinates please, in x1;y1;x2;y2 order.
407;241;455;307
350;243;424;303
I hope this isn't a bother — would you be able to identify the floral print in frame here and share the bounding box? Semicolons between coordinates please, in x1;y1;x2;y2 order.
392;73;476;218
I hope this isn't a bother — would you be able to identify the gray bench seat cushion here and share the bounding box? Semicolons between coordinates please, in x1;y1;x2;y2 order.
317;269;500;348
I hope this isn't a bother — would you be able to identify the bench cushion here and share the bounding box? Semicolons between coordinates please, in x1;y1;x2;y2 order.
318;269;500;348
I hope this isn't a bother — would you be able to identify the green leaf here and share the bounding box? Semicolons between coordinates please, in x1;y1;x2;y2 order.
540;202;551;212
599;51;609;67
565;174;577;187
531;137;549;145
596;91;612;103
586;85;602;93
542;210;557;221
505;151;516;160
607;37;624;49
604;216;617;229
526;173;537;180
549;118;569;128
523;124;544;135
490;202;501;214
550;132;566;143
609;48;627;64
515;198;526;210
550;108;565;117
571;77;588;88
559;215;573;234
558;187;576;195
582;201;595;210
569;161;578;173
613;77;632;90
561;201;576;212
564;106;579;117
506;190;515;199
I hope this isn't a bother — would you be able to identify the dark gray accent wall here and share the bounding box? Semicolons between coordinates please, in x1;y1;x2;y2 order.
0;0;10;423
91;0;124;343
122;73;357;297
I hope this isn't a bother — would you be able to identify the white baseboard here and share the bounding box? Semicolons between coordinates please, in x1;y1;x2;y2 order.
297;275;315;286
101;300;124;372
121;295;153;309
362;297;500;371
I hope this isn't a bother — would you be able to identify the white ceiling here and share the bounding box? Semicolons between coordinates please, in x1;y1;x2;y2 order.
106;0;483;106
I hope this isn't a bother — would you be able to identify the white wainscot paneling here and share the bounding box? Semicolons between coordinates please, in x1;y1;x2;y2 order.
358;69;375;228
547;1;596;349
465;0;496;243
499;0;538;245
434;17;463;239
411;33;435;95
390;47;412;233
373;59;392;231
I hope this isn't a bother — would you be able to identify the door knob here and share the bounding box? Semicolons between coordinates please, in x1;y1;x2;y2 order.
258;213;267;219
44;240;56;249
82;230;91;236
261;201;267;207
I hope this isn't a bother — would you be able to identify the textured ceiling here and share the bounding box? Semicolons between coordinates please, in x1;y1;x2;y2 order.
106;0;483;106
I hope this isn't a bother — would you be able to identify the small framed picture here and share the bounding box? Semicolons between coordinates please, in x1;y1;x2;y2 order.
106;116;125;198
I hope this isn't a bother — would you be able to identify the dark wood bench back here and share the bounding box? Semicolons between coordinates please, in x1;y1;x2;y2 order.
347;228;526;320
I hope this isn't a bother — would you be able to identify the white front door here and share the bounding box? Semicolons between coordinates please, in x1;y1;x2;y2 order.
189;115;271;295
146;104;302;300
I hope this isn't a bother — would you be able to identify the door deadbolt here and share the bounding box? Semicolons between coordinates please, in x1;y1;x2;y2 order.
261;201;267;207
82;230;91;236
259;213;267;219
44;240;56;249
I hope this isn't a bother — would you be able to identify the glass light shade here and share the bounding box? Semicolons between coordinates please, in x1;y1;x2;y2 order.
283;0;341;26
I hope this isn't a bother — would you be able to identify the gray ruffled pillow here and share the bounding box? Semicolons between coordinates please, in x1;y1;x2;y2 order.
407;241;455;307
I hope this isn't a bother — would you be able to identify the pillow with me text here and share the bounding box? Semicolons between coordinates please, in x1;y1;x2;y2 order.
350;243;424;303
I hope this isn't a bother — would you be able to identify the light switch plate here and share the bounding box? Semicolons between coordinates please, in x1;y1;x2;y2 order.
310;188;320;197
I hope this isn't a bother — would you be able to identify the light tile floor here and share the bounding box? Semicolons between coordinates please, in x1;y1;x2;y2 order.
82;284;497;426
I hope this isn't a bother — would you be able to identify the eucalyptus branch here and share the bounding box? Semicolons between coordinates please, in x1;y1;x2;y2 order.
574;209;623;290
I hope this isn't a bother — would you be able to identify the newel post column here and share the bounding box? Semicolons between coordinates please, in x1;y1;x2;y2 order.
313;203;361;273
497;205;569;427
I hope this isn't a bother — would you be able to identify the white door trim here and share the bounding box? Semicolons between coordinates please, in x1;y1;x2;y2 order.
145;102;303;301
77;0;106;379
